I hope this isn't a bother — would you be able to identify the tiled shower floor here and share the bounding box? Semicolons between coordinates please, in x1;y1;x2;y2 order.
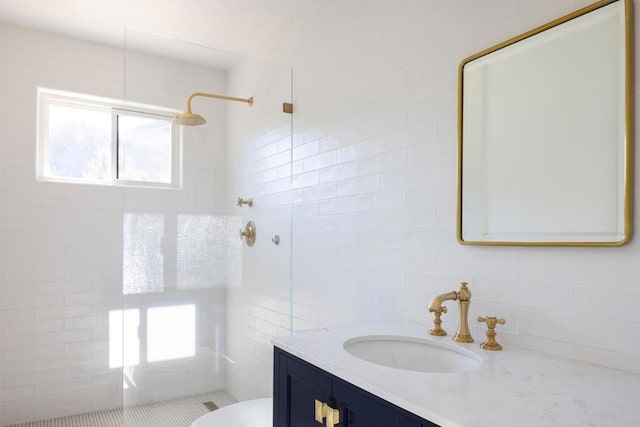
5;391;238;427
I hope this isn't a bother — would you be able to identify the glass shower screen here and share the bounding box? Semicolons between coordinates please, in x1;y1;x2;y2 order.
120;28;293;426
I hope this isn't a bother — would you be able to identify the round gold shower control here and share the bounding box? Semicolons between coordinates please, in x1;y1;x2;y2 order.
240;221;256;247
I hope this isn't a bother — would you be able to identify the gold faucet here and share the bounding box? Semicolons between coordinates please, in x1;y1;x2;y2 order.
428;282;474;343
477;316;505;350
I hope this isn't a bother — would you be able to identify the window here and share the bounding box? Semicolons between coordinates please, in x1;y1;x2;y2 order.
37;89;181;189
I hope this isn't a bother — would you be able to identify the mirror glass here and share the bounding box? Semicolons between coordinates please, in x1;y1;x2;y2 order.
458;0;633;246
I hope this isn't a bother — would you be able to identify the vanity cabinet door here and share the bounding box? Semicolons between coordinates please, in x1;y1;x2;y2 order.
274;347;441;427
334;378;437;427
274;347;332;427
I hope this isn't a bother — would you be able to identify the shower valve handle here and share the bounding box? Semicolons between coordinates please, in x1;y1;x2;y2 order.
239;221;256;247
237;197;254;207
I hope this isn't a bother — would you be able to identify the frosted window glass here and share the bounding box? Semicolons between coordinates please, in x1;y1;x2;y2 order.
177;214;240;289
123;213;165;294
47;104;111;181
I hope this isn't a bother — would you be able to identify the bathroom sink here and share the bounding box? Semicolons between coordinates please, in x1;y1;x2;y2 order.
343;335;482;373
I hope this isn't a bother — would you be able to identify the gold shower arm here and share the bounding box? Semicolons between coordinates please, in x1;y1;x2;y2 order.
185;92;254;113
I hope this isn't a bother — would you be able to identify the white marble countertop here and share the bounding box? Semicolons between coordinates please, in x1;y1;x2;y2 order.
272;322;640;427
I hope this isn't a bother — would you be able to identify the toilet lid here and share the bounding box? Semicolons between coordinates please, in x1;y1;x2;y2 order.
190;398;272;427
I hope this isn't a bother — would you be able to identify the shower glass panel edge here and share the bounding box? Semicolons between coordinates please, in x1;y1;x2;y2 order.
225;54;294;404
121;28;294;427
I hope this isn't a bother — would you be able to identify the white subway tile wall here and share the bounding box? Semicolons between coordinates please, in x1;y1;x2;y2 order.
0;24;232;425
3;0;640;423
225;58;294;402
226;0;640;391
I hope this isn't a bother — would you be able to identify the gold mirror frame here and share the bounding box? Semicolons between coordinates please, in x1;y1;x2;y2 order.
457;0;634;247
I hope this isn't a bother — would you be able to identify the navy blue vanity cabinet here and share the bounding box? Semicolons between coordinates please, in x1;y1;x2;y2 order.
274;347;440;427
274;346;332;427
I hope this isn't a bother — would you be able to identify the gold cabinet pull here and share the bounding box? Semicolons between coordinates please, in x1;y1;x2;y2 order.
314;399;324;423
314;400;340;426
325;406;340;427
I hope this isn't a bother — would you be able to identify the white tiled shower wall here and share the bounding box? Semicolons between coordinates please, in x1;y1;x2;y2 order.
225;59;294;401
227;0;640;388
0;23;233;425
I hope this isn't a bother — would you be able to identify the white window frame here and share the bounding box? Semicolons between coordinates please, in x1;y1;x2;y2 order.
37;88;182;190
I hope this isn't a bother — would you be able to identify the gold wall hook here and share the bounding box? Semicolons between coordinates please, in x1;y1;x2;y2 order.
237;196;254;207
478;316;506;350
239;221;256;247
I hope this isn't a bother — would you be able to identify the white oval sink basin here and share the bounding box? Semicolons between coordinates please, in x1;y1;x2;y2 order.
343;335;482;373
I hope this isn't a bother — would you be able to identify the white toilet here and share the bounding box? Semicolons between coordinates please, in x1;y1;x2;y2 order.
190;398;272;427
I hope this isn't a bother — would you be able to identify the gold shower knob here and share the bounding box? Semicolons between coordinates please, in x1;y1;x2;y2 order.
239;221;256;247
237;197;254;207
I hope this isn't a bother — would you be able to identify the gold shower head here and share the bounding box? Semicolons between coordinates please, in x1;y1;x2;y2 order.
173;112;207;126
173;92;254;126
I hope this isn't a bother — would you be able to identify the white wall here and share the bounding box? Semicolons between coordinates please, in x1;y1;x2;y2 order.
227;0;640;390
0;23;232;425
3;0;637;422
226;59;294;401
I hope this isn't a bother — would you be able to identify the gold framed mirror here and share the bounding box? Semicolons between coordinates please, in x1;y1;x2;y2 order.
457;0;634;246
